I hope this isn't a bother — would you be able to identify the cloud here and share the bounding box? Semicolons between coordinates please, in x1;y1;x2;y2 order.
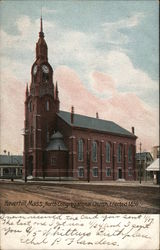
55;67;158;151
0;15;158;154
42;7;57;14
0;16;55;52
102;13;144;45
105;50;158;101
1;15;157;103
89;71;117;98
0;66;158;154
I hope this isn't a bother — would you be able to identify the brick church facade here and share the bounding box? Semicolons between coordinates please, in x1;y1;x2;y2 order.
23;18;137;181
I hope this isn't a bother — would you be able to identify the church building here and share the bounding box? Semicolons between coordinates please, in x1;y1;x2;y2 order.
23;18;137;181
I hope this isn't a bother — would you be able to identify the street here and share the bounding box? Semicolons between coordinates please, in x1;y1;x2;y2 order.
0;180;159;213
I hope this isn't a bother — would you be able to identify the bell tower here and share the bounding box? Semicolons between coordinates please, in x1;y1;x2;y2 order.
23;17;60;179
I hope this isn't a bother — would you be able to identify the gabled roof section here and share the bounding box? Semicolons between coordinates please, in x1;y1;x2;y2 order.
0;155;23;165
57;110;136;138
146;158;160;172
136;152;153;161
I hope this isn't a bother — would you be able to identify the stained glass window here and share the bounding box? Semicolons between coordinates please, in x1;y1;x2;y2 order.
117;144;122;162
106;142;111;162
92;141;97;162
78;139;83;161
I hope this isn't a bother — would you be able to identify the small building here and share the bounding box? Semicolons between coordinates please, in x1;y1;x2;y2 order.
152;146;160;160
147;158;160;184
136;152;153;181
0;155;23;179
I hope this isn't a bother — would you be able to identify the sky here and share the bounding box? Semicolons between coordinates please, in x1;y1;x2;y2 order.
0;0;159;155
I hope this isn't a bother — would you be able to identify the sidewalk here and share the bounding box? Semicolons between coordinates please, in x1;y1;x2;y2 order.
0;178;159;188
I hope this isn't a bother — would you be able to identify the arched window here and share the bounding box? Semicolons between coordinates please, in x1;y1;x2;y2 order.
46;100;50;111
128;145;132;162
92;141;97;162
117;144;122;162
43;72;49;83
106;142;111;162
78;139;83;161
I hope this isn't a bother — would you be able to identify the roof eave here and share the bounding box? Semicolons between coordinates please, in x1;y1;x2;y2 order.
71;125;137;139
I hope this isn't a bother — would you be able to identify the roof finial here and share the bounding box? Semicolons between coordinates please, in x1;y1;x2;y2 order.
39;15;44;38
40;16;43;33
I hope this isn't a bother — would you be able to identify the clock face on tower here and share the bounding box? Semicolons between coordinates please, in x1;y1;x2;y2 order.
33;65;37;75
42;64;49;73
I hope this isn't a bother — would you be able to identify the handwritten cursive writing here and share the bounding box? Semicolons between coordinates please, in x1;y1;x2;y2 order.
0;214;158;249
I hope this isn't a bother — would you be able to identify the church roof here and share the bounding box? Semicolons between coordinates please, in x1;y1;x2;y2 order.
57;111;136;138
46;131;68;151
50;131;63;139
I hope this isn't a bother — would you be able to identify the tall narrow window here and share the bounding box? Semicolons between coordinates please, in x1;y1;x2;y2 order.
106;142;111;162
30;126;33;148
117;144;122;162
43;72;49;83
106;168;111;177
78;167;84;177
46;125;49;143
28;101;32;112
46;100;50;111
78;139;83;161
92;141;97;162
128;169;132;176
33;75;37;84
128;145;132;162
92;167;98;177
51;157;56;166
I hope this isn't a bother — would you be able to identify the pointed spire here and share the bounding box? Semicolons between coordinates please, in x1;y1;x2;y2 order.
55;81;59;100
56;81;58;91
25;83;29;97
54;81;60;112
36;16;48;60
39;16;44;38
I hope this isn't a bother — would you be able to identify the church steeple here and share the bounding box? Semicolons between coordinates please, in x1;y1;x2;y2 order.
36;17;48;61
24;15;61;180
30;17;55;98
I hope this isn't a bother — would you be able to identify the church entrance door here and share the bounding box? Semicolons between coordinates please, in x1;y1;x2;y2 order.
118;169;122;179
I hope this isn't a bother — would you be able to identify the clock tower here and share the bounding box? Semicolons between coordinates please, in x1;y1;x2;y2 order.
23;18;60;178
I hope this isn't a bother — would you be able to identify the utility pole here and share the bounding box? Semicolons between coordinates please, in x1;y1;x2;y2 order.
139;142;142;184
87;139;90;183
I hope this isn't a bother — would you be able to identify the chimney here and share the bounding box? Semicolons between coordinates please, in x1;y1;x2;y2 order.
8;151;10;156
132;126;135;134
96;112;99;119
71;106;74;124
